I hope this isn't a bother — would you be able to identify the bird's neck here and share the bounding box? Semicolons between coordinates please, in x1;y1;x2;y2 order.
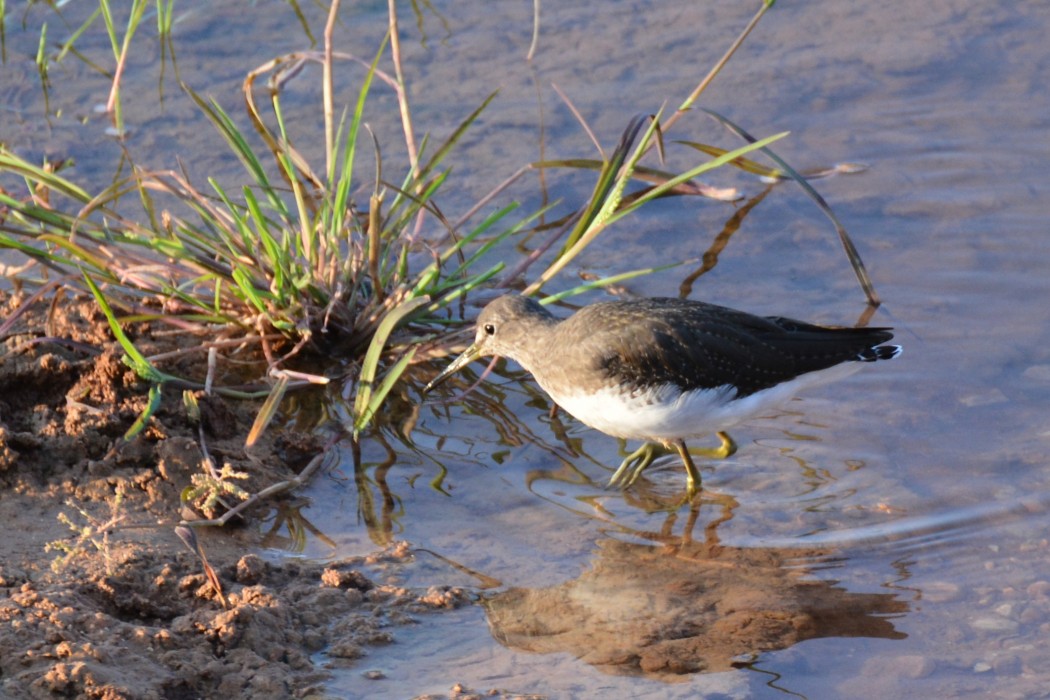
504;315;560;375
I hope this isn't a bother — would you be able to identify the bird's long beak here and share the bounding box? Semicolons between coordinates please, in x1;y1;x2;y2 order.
422;343;483;394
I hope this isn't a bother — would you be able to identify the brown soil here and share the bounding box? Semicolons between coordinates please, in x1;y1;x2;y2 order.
0;289;471;699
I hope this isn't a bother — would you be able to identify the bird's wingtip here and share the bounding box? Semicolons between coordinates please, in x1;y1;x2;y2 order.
859;344;902;362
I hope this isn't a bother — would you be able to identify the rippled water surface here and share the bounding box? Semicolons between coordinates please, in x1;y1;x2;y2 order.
7;1;1050;698
317;3;1050;697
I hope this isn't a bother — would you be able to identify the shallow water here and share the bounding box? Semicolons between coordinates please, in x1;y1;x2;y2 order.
7;1;1050;698
313;2;1050;697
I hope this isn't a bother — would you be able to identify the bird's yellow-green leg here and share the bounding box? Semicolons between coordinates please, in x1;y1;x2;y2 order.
609;432;737;492
681;431;739;460
673;439;703;496
710;431;737;459
609;442;664;488
677;432;737;495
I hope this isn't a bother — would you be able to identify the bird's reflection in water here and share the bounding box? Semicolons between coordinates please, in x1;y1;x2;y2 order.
483;496;908;680
355;365;909;680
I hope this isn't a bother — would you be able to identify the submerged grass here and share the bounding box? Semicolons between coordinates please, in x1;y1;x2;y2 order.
0;0;878;525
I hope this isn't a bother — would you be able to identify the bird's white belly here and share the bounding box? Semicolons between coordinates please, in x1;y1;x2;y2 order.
547;363;863;442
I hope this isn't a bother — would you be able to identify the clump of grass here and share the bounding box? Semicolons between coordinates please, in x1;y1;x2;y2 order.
1;4;522;439
1;0;878;527
1;1;557;526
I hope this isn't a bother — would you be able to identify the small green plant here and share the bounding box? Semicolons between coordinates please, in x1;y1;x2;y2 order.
182;463;251;520
46;486;128;575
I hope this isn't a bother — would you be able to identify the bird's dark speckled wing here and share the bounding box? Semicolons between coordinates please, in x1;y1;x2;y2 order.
567;298;894;397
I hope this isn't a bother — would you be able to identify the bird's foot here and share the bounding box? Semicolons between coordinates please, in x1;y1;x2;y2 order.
608;442;669;489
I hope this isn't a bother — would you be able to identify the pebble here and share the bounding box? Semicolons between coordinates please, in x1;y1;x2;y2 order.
1026;580;1050;598
1021;365;1050;382
860;654;935;679
894;655;936;679
1019;606;1043;625
922;581;961;603
958;388;1008;407
970;616;1020;633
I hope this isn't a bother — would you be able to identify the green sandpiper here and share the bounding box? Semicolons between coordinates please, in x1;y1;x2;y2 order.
425;295;901;496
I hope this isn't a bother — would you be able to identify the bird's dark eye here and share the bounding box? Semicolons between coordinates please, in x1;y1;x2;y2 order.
483;323;496;336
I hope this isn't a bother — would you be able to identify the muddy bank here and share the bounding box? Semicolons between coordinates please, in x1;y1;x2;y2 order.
0;290;473;698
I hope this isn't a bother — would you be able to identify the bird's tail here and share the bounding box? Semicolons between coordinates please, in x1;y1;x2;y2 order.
857;344;902;362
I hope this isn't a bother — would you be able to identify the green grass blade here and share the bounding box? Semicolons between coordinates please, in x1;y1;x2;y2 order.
124;383;163;440
0;149;92;202
676;141;783;178
182;85;288;218
587;112;665;232
426;262;505;313
540;259;691;304
561;113;650;252
528;114;663;294
353;346;417;437
605;131;787;225
82;272;175;383
55;7;103;63
246;373;290;448
330;36;388;239
352;296;430;437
